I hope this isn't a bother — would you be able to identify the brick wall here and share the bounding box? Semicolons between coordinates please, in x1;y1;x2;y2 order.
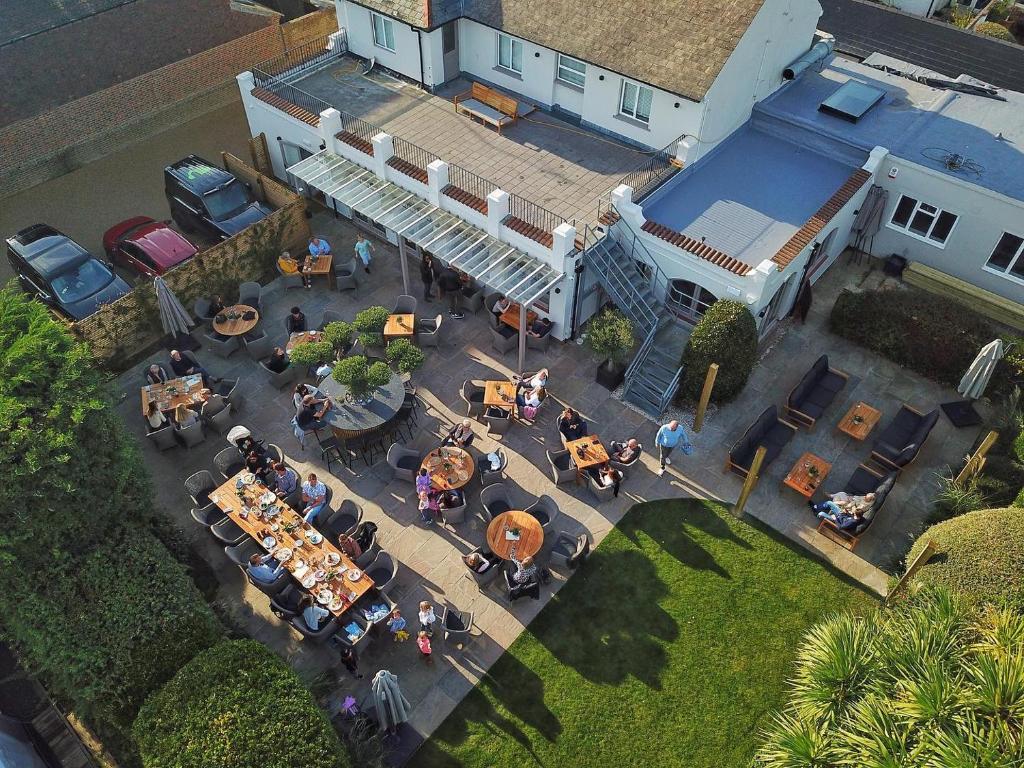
0;10;337;199
71;155;311;369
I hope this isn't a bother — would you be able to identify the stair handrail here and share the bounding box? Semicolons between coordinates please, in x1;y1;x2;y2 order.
624;324;657;384
658;363;685;415
582;225;659;333
601;200;671;318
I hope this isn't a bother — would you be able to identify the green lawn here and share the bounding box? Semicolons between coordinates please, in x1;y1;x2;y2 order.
417;500;873;768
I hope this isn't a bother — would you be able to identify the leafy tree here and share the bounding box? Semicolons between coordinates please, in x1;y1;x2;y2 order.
353;306;389;348
385;338;425;374
678;299;757;404
584;309;634;368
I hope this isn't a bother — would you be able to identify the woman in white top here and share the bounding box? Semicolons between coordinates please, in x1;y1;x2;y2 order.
528;368;549;389
492;295;512;319
516;385;545;410
173;403;199;430
145;401;168;432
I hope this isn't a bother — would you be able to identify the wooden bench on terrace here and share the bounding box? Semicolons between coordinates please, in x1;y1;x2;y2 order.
454;82;519;134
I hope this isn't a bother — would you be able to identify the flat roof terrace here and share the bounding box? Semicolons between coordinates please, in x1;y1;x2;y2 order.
640;127;864;266
293;59;649;225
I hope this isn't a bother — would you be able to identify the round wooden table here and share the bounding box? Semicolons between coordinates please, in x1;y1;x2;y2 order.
318;371;406;437
421;447;475;490
212;304;259;337
486;510;544;560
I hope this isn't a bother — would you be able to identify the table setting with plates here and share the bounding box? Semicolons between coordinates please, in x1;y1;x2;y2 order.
421;446;475;490
210;470;373;614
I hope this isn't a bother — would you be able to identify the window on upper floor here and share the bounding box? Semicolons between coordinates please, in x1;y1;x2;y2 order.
371;13;395;52
556;55;586;88
619;80;653;123
888;194;958;246
497;34;523;74
985;232;1024;282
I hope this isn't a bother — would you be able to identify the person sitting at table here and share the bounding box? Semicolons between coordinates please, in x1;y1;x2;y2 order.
296;394;331;433
287;306;307;334
310;235;332;257
209;294;226;316
589;463;623;497
315;361;333;381
278;251;311;289
491;294;511;320
558;408;588;442
173;403;199;430
237;434;266;458
609;438;642;465
266;346;289;374
443;419;475;449
516;368;549;391
144;401;168;432
337;532;362;560
438;489;463;510
301;472;328;524
516;384;545;412
463;551;496;574
245;449;272;484
527;317;553;338
169;349;216;389
145;363;170;385
509;555;538;585
298;594;330;631
247;553;284;584
293;383;327;413
415;467;433;496
271;462;298;500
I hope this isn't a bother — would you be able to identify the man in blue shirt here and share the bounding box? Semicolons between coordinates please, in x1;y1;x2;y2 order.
247;553;283;584
302;472;328;524
354;235;374;274
272;462;298;500
308;236;331;257
655;419;692;475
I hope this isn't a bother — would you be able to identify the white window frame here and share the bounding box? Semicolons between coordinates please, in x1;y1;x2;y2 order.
371;12;395;52
886;194;958;248
983;231;1024;285
619;79;653;123
496;33;523;74
556;54;586;88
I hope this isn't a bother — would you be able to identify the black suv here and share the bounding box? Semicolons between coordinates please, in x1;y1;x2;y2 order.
5;224;131;320
164;155;272;241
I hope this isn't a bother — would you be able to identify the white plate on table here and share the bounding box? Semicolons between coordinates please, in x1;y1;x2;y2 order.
293;564;308;579
307;531;323;545
274;547;292;562
348;569;362;581
317;589;333;605
324;552;341;567
314;569;327;582
329;596;343;611
262;536;276;549
301;574;316;589
261;491;276;504
241;473;256;485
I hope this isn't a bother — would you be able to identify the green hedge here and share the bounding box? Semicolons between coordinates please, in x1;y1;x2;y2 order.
135;640;349;768
678;300;758;404
909;507;1024;610
976;20;1013;40
828;288;999;387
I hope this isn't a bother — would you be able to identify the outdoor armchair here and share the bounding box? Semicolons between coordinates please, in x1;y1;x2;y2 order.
869;405;940;471
185;470;217;511
366;551;398;596
277;262;304;290
392;294;418;316
460;380;485;417
524;494;560;530
725;406;798;477
203;330;239;358
546;448;577;484
480;482;512;522
386;443;420;482
243;328;273;361
214;446;244;479
237;281;262;310
785;354;849;429
442;606;474;649
147;425;178;452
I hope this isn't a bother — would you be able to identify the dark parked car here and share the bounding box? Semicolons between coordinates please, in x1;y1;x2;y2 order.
164;155;272;241
5;224;131;320
103;216;197;278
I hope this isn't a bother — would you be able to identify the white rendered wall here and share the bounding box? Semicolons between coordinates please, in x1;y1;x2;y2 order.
337;1;425;85
237;72;323;180
697;0;822;161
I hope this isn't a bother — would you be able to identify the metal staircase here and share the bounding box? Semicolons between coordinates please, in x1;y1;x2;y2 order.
581;200;687;417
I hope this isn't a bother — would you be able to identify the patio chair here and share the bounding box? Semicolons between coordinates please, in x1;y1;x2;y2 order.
267;443;285;464
260;359;299;389
478;448;508;483
817;465;899;551
205;403;234;435
587;472;616;504
483;406;512;435
334;256;359;292
483;292;500;321
785;354;849;429
277;262;304;290
461;380;486;417
461;284;483;313
289;614;341;644
331;611;370;649
146;425;178;452
176;420;206;448
527;328;552;352
392;294;417;316
609;441;643;472
354;531;380;569
503;566;540;603
191;505;226;529
214;446;244;479
322;309;345;327
442;606;474;650
546;448;577;484
243;328;273;361
224;538;261;568
365;551;398;596
387;443;420;482
185;469;218;510
237;281;262;310
869;405;940;473
193;297;216;326
490;326;517;355
548;531;592;570
480;482;512;522
248;565;290;596
416;314;444;348
440;495;468;525
203;330;239;358
217;376;239;399
524;494;560;530
725;406;798;478
211;515;247;545
464;546;502;589
270;584;303;620
320;499;362;539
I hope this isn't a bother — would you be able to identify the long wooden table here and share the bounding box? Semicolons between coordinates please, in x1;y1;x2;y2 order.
286;330;323;353
210;471;373;616
140;373;205;416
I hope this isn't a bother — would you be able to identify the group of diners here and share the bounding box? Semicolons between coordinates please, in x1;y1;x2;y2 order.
556;406;643;497
142;349;223;433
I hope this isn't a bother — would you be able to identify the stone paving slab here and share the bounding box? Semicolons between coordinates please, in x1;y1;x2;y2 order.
113;208;983;754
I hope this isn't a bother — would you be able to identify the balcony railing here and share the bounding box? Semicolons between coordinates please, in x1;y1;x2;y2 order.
618;134;685;202
392;136;438;172
505;193;565;245
255;33;346;79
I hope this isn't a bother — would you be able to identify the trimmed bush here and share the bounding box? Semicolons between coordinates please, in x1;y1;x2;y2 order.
908;507;1024;610
976;20;1013;39
584;309;635;366
828;288;999;387
385;338;425;374
678;300;757;404
134;640;348;768
287;339;335;368
353;305;389;348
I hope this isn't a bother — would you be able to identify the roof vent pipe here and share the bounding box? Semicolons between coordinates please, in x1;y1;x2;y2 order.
783;36;835;80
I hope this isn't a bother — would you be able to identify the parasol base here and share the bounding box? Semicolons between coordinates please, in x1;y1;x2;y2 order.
940;400;982;428
164;331;200;352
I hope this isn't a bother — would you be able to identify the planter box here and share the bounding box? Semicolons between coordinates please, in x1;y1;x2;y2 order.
596;360;626;390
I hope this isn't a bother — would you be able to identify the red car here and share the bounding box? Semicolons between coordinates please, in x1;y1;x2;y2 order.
102;217;197;278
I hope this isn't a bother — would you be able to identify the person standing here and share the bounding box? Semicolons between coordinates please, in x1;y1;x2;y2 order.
437;266;464;319
420;253;437;302
338;645;363;679
354;235;374;274
654;419;692;476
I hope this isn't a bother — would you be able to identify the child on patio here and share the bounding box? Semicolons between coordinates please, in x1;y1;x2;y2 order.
417;631;433;664
386;609;408;642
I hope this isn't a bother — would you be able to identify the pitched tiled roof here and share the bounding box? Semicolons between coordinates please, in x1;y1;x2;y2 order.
355;0;767;101
819;0;1024;93
772;168;870;267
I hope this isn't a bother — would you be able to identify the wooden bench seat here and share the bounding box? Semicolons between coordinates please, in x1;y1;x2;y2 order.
454;82;518;134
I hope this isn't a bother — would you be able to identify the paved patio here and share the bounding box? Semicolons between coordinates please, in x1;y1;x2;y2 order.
294;59;649;224
114;207;983;760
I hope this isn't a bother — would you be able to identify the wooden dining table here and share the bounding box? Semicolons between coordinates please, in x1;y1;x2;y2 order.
286;329;324;353
486;510;544;560
140;373;206;416
421;447;475;490
499;303;537;331
304;254;335;289
483;380;517;409
384;313;415;340
210;471;374;616
565;435;610;481
212;304;259;337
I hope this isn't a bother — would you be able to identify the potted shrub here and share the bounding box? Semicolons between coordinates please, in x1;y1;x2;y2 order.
332;355;392;403
385;338;426;376
678;300;757;404
584;309;635;389
286;339;335;369
353;306;389;352
321;320;354;357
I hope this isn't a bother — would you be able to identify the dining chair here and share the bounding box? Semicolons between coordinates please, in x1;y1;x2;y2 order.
331;612;370;650
191;505;227;529
203;331;239;358
464;546;502;589
483;406;512;436
260;359;299;390
146;425;178;452
211;515;247;545
587;473;617;504
416;314;444;348
322;309;345;327
479;482;512;522
441;496;468;525
546;449;577;485
277;262;305;290
478;448;508;483
527;330;552;352
237;281;262;310
334;256;359;292
270;585;303;620
387;443;420;482
441;606;474;650
243;329;273;361
321;500;362;539
224;539;261;569
288;615;341;644
365;551;398;597
524;494;560;531
460;380;486;417
549;531;592;571
193;297;215;326
490;326;517;355
213;446;244;479
392;294;417;316
354;532;380;569
184;470;217;511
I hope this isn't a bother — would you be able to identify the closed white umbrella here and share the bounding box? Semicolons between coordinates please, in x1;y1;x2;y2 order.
154;277;194;339
957;339;1005;400
371;669;410;732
